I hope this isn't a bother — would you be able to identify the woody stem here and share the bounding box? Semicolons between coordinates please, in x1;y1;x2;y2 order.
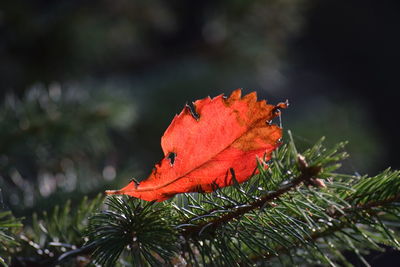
181;165;321;238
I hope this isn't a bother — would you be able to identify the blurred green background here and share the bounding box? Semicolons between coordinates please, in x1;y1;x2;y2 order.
0;0;399;222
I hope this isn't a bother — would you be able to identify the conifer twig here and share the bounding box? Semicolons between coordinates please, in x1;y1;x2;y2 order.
182;161;321;237
245;192;400;264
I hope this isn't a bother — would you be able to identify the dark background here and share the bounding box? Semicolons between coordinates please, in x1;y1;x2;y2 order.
0;0;399;265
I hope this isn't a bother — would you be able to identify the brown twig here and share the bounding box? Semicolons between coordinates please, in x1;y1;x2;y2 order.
243;223;348;265
243;193;400;264
181;165;321;238
348;193;400;211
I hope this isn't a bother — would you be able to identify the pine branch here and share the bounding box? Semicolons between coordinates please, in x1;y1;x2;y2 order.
250;191;400;263
172;135;400;266
182;160;321;237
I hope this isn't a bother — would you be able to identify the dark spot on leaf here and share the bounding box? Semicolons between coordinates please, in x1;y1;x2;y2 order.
211;181;220;191
230;168;240;187
167;152;176;166
130;177;140;188
194;185;205;193
186;102;200;120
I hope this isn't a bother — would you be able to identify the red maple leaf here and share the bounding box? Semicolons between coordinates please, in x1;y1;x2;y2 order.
106;89;287;201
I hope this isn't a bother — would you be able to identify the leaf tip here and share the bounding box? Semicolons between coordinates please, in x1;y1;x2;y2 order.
230;89;242;100
105;190;121;195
